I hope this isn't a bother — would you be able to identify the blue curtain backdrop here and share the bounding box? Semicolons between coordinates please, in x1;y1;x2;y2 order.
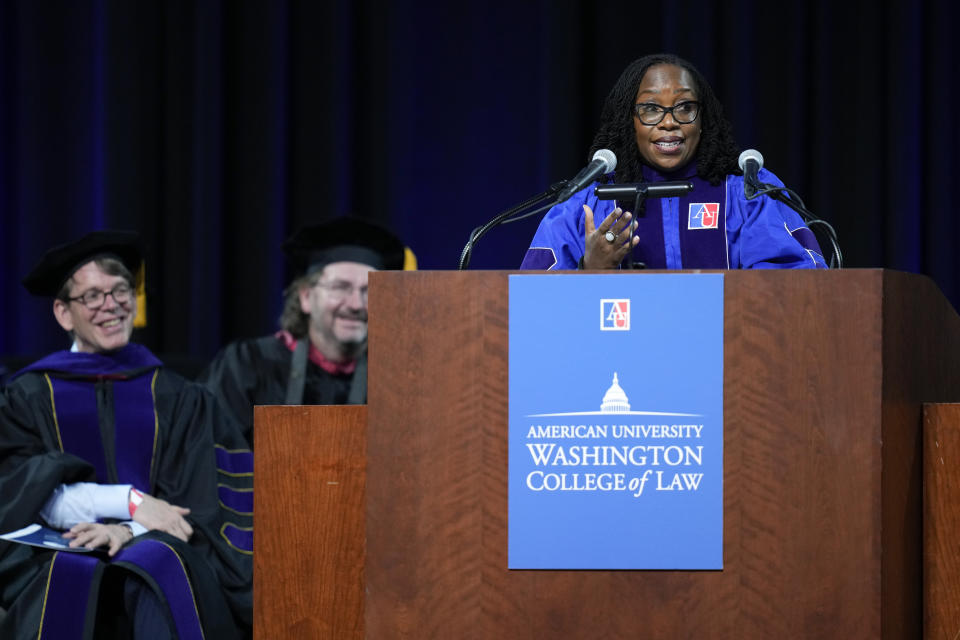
1;0;958;372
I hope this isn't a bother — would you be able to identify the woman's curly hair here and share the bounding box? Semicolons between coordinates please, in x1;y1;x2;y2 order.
589;53;740;186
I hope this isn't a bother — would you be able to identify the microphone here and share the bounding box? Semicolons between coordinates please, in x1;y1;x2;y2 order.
738;149;764;198
595;181;694;200
555;149;617;202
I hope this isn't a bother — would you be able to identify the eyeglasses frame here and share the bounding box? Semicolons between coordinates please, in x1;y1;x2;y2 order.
66;282;135;310
633;100;701;126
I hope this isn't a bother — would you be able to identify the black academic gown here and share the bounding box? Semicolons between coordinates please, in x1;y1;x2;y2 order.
0;344;253;639
199;335;359;446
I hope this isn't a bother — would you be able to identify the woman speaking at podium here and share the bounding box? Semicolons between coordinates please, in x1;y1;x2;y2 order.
519;53;827;271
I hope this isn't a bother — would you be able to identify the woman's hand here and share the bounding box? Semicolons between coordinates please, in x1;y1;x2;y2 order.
583;204;638;269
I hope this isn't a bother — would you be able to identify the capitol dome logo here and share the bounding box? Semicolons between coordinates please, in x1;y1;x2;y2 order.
600;373;630;413
527;372;698;418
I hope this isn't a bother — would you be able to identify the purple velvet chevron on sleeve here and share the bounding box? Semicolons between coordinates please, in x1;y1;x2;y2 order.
788;225;823;257
788;227;823;266
519;247;558;270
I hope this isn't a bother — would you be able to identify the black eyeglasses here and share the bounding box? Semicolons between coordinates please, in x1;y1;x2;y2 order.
67;283;134;309
634;101;700;126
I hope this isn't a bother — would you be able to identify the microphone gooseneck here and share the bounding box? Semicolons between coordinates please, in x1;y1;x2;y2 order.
737;148;843;268
457;150;618;269
554;149;618;203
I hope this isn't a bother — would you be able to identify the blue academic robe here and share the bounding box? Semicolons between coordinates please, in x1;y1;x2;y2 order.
520;164;826;270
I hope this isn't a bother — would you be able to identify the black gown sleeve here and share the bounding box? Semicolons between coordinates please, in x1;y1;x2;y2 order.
151;371;253;633
197;339;275;447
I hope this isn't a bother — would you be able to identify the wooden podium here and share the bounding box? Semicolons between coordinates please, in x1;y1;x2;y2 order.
255;270;960;639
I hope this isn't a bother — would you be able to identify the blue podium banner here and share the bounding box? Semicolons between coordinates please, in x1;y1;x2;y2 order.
508;274;724;569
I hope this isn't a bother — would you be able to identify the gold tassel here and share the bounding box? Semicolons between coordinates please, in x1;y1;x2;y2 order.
133;262;147;328
403;247;418;271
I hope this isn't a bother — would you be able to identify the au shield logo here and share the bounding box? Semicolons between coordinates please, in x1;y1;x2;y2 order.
688;203;719;230
601;299;630;330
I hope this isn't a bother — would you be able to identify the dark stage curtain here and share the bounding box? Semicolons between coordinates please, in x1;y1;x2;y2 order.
2;0;958;371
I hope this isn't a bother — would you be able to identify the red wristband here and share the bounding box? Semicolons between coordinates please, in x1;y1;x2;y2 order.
128;488;144;517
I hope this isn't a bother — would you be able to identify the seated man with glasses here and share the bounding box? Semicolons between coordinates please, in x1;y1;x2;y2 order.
520;52;827;270
199;217;409;447
0;230;252;639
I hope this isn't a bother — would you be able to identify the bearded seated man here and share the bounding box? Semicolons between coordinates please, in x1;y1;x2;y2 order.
199;216;409;448
0;230;252;640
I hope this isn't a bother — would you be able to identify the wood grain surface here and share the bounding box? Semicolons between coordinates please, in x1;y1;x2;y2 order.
361;269;960;639
924;403;960;639
254;405;366;639
880;271;960;638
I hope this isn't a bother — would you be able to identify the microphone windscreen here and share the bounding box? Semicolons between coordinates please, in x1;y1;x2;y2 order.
592;149;617;172
737;149;764;172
